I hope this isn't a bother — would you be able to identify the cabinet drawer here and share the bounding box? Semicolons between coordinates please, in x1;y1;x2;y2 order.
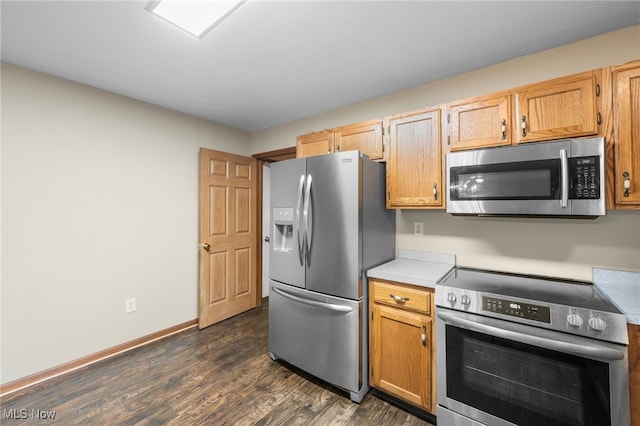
371;280;431;315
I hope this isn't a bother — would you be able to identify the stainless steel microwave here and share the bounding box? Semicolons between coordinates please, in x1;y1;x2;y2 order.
446;137;605;217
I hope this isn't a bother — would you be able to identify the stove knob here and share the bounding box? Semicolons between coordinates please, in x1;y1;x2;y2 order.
588;316;607;332
567;313;584;327
447;292;457;304
460;294;471;306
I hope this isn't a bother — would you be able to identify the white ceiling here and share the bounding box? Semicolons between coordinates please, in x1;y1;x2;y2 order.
2;1;639;132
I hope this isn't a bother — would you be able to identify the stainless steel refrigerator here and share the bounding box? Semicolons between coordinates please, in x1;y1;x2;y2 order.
268;150;395;403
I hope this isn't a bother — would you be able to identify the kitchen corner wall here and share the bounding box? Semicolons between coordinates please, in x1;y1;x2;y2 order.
1;63;251;384
251;25;640;281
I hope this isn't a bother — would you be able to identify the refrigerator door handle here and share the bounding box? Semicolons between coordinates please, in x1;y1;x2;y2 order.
303;174;313;264
271;287;353;313
296;174;305;265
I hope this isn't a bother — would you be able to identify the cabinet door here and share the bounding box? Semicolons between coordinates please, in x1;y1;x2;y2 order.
386;108;443;208
296;130;334;158
515;70;600;143
370;303;432;411
447;92;512;151
612;61;640;206
335;119;384;160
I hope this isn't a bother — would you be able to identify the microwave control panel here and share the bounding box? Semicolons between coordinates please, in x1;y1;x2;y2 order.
571;156;600;199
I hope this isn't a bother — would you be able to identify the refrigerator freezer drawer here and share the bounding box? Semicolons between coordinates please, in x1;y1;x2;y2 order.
268;281;362;395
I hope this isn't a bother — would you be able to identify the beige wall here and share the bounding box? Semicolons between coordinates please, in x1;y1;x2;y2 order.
1;63;251;384
251;25;640;281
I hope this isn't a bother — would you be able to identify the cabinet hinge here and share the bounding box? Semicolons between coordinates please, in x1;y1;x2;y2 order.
597;112;602;126
388;125;391;136
371;311;374;321
447;113;451;123
382;142;385;153
381;126;385;136
596;84;601;97
447;135;450;145
387;192;391;200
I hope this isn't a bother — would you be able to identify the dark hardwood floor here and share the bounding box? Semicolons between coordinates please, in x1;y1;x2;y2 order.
1;299;435;425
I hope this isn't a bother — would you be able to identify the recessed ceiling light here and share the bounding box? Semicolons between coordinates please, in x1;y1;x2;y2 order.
146;0;247;38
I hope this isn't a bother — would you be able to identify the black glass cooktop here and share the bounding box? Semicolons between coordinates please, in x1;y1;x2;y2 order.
441;267;619;312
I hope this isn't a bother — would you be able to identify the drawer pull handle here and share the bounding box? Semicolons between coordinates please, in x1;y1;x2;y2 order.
390;293;409;303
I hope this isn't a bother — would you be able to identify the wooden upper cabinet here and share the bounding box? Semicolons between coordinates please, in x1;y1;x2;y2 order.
335;119;384;160
515;70;602;144
612;60;640;207
296;119;384;160
386;107;443;209
447;91;512;151
296;130;334;158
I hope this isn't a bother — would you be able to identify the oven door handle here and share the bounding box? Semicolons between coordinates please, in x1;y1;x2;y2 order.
437;310;625;361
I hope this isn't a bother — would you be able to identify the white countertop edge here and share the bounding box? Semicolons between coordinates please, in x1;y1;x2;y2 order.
625;313;640;326
593;267;640;325
367;251;456;289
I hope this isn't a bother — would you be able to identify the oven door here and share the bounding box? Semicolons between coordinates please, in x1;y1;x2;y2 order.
436;308;630;426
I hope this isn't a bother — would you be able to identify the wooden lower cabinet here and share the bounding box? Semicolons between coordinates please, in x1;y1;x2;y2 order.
369;279;436;414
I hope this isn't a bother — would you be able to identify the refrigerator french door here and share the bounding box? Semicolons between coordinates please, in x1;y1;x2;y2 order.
268;151;395;403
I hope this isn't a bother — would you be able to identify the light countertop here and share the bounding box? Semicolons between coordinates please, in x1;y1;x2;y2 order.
367;250;455;289
593;268;640;325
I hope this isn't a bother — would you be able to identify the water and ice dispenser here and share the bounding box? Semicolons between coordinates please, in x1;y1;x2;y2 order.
273;207;294;252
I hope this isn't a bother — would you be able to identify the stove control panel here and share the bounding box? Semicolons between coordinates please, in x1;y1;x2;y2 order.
482;296;551;323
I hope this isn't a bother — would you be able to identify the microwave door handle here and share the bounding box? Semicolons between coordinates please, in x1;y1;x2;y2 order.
437;310;624;361
560;148;569;208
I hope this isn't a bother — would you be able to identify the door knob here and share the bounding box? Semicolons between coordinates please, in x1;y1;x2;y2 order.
264;236;270;243
199;242;211;251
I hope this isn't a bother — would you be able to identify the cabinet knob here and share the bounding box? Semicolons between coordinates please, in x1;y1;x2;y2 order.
623;171;631;197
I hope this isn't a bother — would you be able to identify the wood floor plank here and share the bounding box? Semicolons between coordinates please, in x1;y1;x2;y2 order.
1;300;435;425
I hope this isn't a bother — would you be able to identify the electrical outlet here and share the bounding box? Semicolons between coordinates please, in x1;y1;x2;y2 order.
125;298;136;314
413;221;424;237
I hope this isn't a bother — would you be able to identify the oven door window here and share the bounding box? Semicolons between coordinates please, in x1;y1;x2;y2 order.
449;159;560;201
446;325;610;426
